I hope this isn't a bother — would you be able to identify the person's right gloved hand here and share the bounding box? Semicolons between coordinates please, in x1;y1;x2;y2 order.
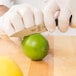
43;0;72;32
0;4;44;36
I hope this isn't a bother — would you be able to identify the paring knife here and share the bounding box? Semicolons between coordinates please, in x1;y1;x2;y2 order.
11;24;47;38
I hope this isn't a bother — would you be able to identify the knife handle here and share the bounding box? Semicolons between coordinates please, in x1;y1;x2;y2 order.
11;24;47;38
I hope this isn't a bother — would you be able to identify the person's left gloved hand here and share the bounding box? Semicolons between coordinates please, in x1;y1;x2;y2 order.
43;0;75;32
0;4;44;36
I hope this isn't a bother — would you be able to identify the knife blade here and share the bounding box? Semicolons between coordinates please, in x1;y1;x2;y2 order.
10;24;47;38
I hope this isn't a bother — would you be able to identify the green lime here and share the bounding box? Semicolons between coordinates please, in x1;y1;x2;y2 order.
22;33;49;61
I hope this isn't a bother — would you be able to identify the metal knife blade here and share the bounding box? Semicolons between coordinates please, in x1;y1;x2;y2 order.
10;24;47;38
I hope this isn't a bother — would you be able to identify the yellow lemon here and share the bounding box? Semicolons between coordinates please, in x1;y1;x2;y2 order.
0;57;23;76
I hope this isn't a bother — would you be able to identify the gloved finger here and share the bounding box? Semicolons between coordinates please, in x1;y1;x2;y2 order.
58;9;71;32
43;0;59;32
10;11;24;32
44;12;56;32
70;0;76;27
0;15;15;36
18;6;35;28
54;11;60;19
0;5;23;36
33;8;44;25
54;11;60;26
71;14;76;28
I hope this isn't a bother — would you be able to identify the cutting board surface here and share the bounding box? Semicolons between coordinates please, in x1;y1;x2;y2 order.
28;36;76;76
0;36;76;76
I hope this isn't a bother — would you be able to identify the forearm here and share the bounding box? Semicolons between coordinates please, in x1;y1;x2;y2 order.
0;5;9;16
0;0;14;16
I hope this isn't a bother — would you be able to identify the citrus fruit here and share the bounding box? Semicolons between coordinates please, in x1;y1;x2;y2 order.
22;33;49;61
0;57;23;76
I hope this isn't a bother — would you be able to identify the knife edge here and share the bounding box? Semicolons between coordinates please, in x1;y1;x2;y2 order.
11;24;47;38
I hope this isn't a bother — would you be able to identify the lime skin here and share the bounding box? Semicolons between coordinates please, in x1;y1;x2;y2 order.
22;33;49;61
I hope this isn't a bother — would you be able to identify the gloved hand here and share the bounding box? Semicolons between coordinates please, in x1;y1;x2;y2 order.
0;4;44;36
43;0;72;32
70;0;76;27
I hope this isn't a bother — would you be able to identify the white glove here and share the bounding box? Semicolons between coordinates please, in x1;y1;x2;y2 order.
70;0;76;27
0;4;44;36
43;0;72;32
0;0;14;8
